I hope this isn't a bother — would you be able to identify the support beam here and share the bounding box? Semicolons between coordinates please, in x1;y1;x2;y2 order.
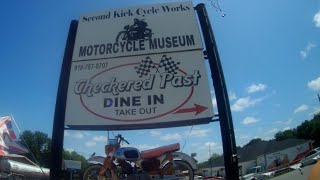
50;20;78;179
195;4;239;180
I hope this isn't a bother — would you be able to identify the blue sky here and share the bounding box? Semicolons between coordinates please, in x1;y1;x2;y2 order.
0;0;320;163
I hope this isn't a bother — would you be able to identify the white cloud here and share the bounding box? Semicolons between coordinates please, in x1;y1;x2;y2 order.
314;10;320;27
64;131;71;136
242;117;258;125
159;133;182;141
92;136;108;142
262;136;274;141
239;134;249;140
188;128;210;137
283;127;290;131
285;119;293;125
300;42;316;59
205;142;217;147
229;91;237;101
247;83;267;93
231;97;262;112
136;144;159;151
150;130;161;137
268;128;278;134
309;107;320;116
65;148;75;152
64;131;84;139
191;143;200;147
202;142;222;151
308;76;320;91
276;118;293;125
294;104;309;113
85;141;97;147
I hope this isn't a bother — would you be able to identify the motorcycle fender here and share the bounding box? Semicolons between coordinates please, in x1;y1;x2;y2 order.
87;156;105;165
170;152;198;170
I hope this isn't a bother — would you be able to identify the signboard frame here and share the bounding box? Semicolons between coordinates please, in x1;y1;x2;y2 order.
50;2;239;180
64;1;214;130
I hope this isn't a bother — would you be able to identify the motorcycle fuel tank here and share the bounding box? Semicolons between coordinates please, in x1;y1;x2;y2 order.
114;147;141;161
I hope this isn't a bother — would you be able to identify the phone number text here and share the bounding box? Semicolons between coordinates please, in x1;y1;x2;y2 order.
73;62;108;71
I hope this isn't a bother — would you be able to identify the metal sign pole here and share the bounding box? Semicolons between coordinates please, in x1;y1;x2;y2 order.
195;4;239;180
50;20;78;179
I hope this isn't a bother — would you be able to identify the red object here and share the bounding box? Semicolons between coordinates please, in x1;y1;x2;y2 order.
174;104;208;115
141;143;180;158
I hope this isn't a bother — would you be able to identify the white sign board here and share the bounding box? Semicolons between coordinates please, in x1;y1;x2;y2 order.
72;1;202;61
65;2;214;130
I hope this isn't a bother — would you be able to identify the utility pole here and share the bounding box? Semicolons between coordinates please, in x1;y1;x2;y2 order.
209;144;212;176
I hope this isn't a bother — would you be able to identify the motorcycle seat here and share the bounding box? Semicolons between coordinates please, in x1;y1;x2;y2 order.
141;143;180;159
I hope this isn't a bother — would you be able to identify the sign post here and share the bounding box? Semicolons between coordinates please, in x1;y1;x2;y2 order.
50;20;78;179
195;3;239;180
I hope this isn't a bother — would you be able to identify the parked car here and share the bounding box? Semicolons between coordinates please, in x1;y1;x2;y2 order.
300;147;320;167
241;166;274;180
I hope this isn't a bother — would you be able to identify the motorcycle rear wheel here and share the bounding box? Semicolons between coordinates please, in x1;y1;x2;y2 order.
83;164;112;180
162;160;194;180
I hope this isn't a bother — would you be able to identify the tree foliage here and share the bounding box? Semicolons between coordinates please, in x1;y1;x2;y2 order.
274;113;320;146
197;153;222;168
197;113;320;168
19;130;51;167
275;129;297;141
19;130;88;169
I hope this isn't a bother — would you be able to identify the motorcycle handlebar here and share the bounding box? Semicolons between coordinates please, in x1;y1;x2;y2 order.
123;139;130;145
117;134;130;145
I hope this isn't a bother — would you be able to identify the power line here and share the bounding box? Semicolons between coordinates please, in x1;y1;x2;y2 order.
181;125;193;152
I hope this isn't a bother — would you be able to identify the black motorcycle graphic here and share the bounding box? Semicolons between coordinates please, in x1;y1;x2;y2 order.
116;18;153;42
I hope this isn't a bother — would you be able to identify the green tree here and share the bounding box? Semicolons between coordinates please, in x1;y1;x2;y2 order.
296;120;312;140
275;129;297;141
197;153;222;168
19;130;89;169
19;130;51;167
296;113;320;146
273;113;320;146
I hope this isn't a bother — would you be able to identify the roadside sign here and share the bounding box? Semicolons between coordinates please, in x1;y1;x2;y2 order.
53;2;240;178
73;1;203;61
64;1;214;130
65;50;213;129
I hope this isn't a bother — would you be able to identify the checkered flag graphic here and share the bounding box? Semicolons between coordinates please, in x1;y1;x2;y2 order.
135;56;157;77
158;55;180;74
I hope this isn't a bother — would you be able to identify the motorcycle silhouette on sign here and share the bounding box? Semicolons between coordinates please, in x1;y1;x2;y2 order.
82;134;198;180
116;19;153;42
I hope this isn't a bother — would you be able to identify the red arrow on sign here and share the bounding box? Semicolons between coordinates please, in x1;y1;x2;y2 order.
174;104;208;115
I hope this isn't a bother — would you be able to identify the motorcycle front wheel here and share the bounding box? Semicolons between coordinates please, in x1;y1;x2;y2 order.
83;164;112;180
116;31;128;43
162;160;194;180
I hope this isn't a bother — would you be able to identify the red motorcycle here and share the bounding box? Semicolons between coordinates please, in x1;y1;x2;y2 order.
83;134;198;180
